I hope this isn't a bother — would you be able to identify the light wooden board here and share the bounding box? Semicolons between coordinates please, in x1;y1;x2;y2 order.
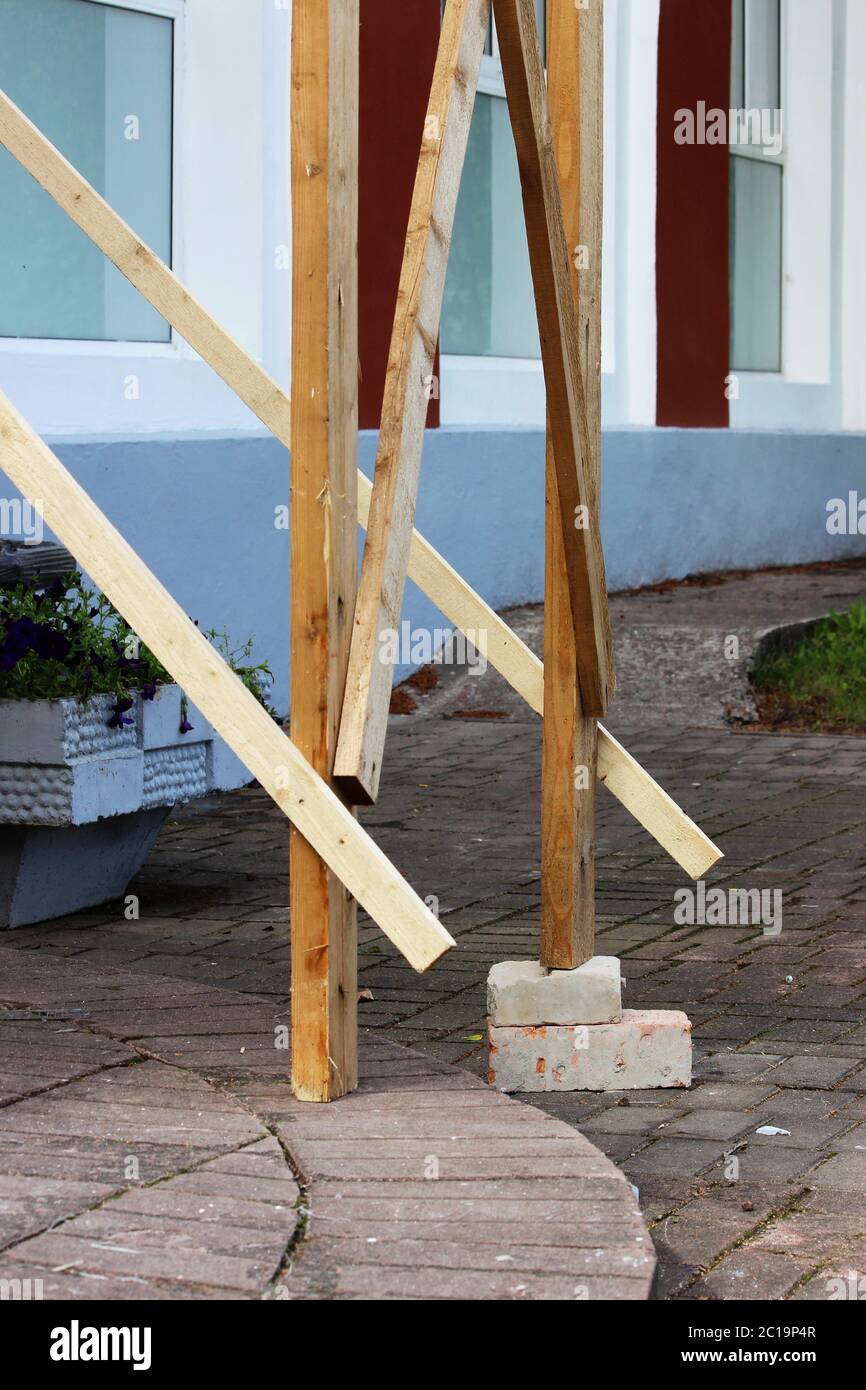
540;0;603;971
289;0;360;1101
334;0;490;805
492;0;614;718
0;390;454;975
0;81;720;881
358;475;723;881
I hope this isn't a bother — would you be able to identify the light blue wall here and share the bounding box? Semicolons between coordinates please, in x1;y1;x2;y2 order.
2;426;864;715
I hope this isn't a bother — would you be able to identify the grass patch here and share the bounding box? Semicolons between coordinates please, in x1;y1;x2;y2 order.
751;599;866;732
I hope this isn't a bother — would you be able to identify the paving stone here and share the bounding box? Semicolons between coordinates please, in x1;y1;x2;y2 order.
664;1109;763;1141
686;1249;812;1301
764;1055;865;1088
4;561;866;1300
806;1152;866;1189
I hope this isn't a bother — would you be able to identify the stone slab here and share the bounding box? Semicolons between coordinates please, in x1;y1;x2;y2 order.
487;956;622;1026
488;1010;692;1092
0;809;169;928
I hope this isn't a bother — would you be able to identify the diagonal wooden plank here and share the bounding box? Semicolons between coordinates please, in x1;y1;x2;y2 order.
0;391;454;975
333;0;490;805
0;84;719;878
358;475;723;881
492;0;614;718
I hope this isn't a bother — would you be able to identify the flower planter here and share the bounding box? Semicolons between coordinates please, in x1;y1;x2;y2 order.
0;685;252;928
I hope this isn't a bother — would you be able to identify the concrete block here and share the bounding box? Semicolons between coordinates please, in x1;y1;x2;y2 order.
0;810;170;928
487;957;622;1026
488;1009;692;1092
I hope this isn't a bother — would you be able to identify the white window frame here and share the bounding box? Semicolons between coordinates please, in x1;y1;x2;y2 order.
0;0;184;362
729;0;837;430
441;6;548;426
729;0;785;377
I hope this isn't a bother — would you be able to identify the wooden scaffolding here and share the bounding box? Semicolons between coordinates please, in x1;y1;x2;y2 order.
0;0;720;1103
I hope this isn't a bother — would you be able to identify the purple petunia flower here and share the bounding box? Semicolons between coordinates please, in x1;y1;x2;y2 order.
107;697;135;730
0;617;70;668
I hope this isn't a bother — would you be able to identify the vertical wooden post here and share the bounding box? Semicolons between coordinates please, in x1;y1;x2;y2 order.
290;0;359;1101
540;0;604;970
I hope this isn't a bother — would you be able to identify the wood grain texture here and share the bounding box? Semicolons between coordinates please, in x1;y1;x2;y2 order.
289;0;361;1101
540;0;603;971
334;0;490;805
492;0;614;718
0;391;454;980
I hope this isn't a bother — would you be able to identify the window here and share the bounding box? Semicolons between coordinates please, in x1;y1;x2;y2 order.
729;0;784;372
441;1;546;359
0;0;174;343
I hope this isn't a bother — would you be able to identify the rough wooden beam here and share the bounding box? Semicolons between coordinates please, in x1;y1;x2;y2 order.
492;0;614;718
540;0;603;970
289;0;361;1101
334;0;490;805
0;391;454;976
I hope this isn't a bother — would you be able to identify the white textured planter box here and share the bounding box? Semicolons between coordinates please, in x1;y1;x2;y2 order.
0;686;253;927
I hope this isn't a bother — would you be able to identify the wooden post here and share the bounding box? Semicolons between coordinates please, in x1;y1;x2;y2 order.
541;0;604;970
290;0;360;1101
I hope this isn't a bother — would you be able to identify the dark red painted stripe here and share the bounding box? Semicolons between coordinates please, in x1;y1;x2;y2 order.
656;0;731;428
359;0;441;430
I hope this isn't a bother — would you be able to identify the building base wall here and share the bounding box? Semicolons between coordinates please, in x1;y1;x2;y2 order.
1;426;862;714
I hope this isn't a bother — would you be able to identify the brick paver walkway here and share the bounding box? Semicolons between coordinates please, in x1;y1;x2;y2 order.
0;949;649;1300
2;560;866;1300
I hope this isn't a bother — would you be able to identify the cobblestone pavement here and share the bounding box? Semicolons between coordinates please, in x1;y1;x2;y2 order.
0;949;649;1300
2;561;866;1299
406;557;866;728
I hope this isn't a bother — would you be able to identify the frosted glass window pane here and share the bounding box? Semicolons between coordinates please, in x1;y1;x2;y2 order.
730;157;782;371
0;0;173;342
442;94;540;359
744;0;780;110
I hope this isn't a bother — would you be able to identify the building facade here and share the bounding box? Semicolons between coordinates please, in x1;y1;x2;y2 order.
0;0;864;708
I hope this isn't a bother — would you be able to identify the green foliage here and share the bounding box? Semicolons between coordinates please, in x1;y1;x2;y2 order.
0;571;275;729
751;599;866;730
